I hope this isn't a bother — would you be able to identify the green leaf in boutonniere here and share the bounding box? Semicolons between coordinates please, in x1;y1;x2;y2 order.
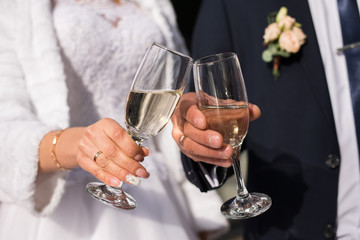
262;6;307;79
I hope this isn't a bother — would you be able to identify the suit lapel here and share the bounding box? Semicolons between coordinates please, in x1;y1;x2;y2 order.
223;0;337;132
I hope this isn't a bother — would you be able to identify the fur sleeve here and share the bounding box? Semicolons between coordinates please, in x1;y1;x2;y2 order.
0;0;68;216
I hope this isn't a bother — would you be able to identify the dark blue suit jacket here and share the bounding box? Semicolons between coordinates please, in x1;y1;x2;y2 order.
182;0;341;239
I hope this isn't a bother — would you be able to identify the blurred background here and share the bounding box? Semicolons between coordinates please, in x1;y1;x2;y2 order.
170;0;202;50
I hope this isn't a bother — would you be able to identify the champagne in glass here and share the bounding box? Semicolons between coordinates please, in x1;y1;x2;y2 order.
125;90;182;142
86;43;193;210
193;52;271;219
200;105;249;147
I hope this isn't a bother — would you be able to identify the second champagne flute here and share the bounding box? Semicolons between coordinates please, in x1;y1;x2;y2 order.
193;52;272;219
86;43;193;210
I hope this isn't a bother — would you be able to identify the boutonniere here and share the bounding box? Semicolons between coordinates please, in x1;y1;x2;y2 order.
262;7;307;78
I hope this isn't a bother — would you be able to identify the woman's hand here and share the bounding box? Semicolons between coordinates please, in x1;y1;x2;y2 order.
77;118;150;187
171;92;261;168
38;118;150;187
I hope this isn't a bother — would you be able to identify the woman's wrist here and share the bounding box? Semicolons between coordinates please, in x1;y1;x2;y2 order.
56;127;85;169
51;129;71;171
38;127;85;173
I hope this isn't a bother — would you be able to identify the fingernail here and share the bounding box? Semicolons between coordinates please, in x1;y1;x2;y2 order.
135;168;149;178
209;135;220;147
110;178;121;187
141;146;150;156
125;174;141;186
134;154;144;162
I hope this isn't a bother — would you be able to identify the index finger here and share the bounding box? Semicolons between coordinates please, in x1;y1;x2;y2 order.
101;118;145;159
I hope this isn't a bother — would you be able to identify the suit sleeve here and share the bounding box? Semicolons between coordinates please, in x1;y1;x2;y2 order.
180;0;236;192
181;154;232;192
191;0;234;58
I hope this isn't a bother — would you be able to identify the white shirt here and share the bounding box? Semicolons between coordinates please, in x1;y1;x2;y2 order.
308;0;360;239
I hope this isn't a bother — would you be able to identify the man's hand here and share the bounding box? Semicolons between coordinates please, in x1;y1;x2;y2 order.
172;92;261;167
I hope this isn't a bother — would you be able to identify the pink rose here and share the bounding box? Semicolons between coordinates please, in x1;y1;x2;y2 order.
279;30;301;53
263;23;281;44
292;26;307;45
262;7;307;78
278;15;295;30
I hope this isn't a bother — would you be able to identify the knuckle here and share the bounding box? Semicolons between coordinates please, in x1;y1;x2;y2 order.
125;161;139;172
184;106;193;120
96;155;110;168
85;126;96;139
78;139;87;152
99;118;111;126
118;158;139;172
104;145;118;158
113;167;126;179
77;151;89;167
182;137;187;149
171;128;177;139
111;128;126;142
102;117;113;123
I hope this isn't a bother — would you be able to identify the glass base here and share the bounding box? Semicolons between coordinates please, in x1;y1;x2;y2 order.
221;192;272;219
86;182;136;210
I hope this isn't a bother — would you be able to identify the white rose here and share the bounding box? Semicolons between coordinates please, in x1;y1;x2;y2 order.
292;26;307;45
263;23;281;44
278;15;296;30
279;30;301;53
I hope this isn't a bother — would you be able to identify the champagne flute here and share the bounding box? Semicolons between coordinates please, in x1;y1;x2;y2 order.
193;52;271;219
86;43;193;210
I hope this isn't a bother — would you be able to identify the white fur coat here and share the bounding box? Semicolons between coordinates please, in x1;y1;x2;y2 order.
0;0;229;236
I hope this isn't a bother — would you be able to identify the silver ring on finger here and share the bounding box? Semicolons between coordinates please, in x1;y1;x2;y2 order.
93;151;103;162
179;135;185;148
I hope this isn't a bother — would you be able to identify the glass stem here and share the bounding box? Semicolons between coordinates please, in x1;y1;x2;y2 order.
115;181;123;189
232;145;250;201
102;184;124;196
107;180;123;191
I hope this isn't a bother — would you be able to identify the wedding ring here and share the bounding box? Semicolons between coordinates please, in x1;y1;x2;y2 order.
179;135;185;148
93;151;103;162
